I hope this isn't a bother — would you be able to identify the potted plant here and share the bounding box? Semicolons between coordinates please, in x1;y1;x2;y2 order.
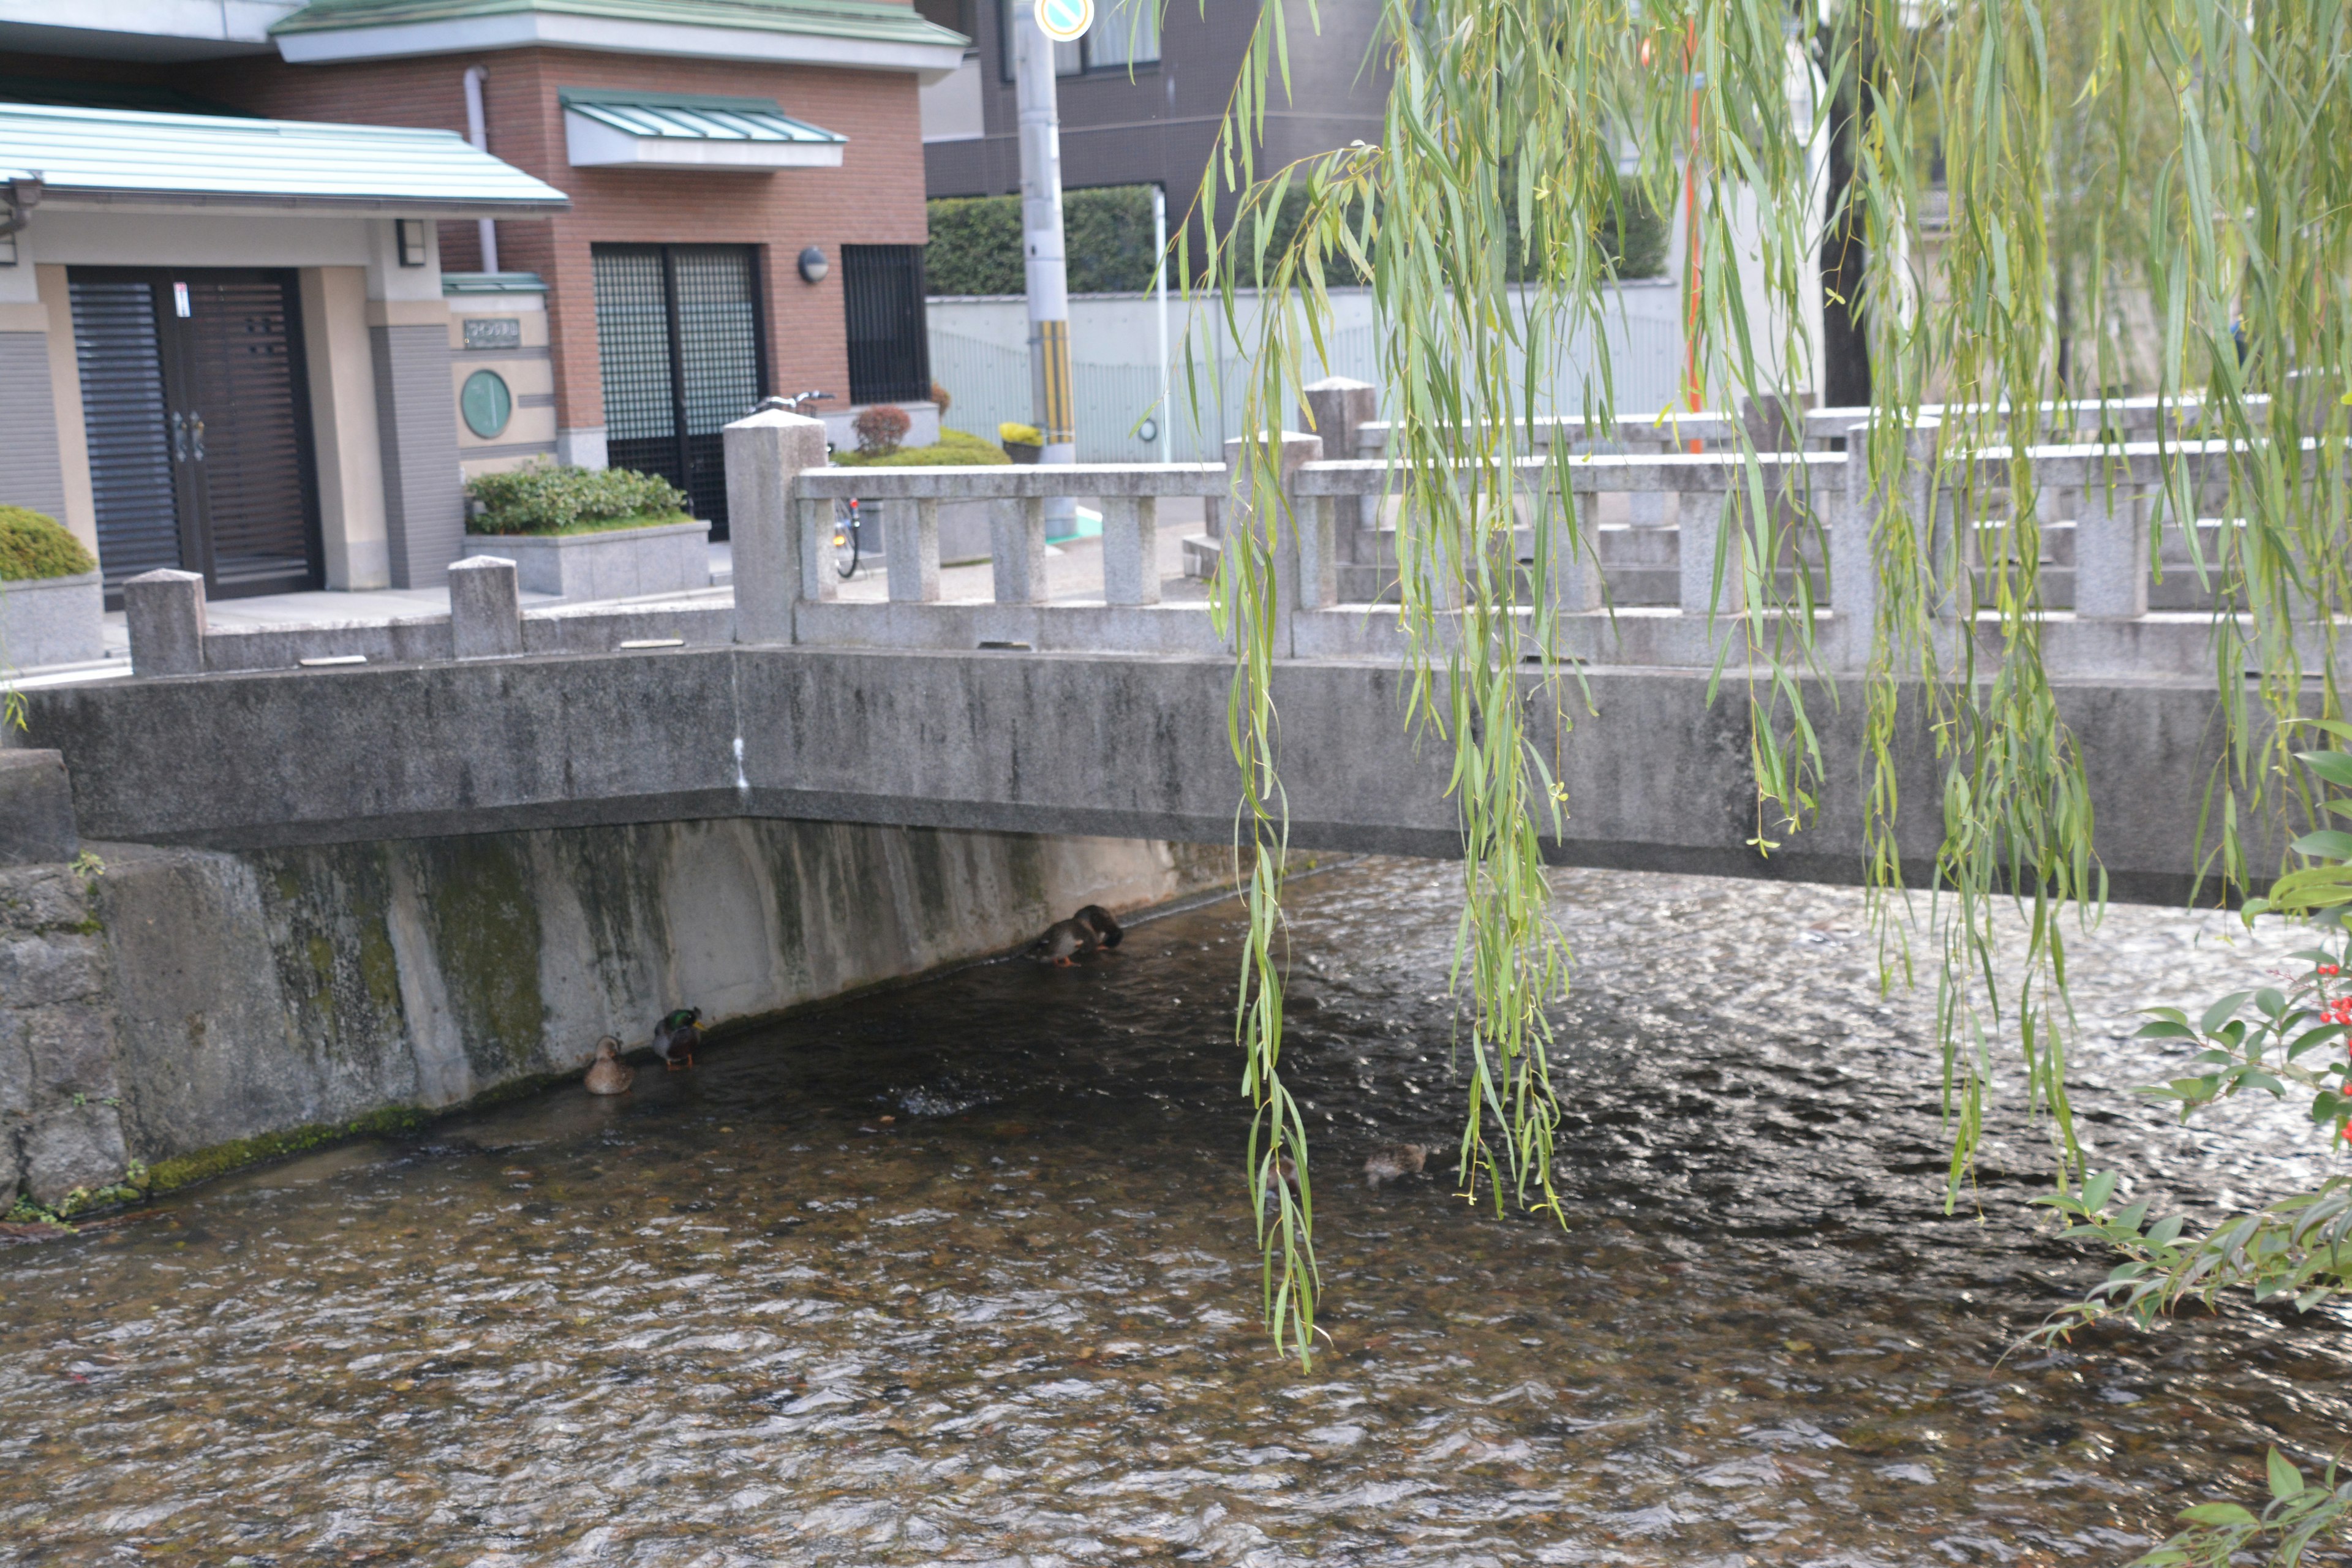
0;507;104;671
462;463;710;601
998;421;1044;464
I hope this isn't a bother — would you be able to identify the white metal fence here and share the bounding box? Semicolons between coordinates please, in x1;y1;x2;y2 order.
927;292;1687;463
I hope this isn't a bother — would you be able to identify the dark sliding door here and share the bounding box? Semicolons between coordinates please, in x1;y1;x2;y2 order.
68;268;323;602
592;243;766;538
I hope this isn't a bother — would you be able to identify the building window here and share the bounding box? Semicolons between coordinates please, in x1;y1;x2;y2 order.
997;0;1158;81
840;245;933;405
590;243;767;535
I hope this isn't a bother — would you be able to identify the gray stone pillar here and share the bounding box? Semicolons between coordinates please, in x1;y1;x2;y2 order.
1548;488;1604;614
1223;429;1324;654
371;322;467;589
123;568;207;677
1100;496;1159;606
0;750;77;866
722;408;831;645
448;555;523;658
990;497;1049;604
1300;375;1378;554
2073;473;2150;619
886;499;941;604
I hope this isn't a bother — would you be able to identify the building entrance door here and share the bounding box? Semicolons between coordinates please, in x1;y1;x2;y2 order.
67;268;324;603
591;244;766;539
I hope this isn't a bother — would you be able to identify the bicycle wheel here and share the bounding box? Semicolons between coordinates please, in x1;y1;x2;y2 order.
831;499;861;578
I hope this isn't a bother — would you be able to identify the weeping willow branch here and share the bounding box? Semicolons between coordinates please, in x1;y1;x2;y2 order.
1180;0;2350;1373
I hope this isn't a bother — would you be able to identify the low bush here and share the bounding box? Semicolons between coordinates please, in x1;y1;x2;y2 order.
0;507;98;582
931;381;954;414
927;185;1161;295
834;428;1012;468
998;421;1042;447
465;462;690;536
854;403;913;456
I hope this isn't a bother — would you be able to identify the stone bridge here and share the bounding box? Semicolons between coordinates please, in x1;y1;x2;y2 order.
9;390;2324;903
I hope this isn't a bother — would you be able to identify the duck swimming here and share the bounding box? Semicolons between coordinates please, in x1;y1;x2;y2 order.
1363;1142;1428;1188
584;1036;635;1096
1074;905;1123;949
653;1008;703;1070
1028;918;1098;967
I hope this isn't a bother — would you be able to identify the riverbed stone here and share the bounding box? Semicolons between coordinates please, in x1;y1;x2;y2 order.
21;1102;129;1205
0;750;77;868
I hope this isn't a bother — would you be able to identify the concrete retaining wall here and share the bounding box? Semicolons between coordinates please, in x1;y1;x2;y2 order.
2;810;1223;1209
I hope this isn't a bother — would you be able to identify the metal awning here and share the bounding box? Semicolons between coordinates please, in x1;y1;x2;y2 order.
0;100;570;214
560;88;846;172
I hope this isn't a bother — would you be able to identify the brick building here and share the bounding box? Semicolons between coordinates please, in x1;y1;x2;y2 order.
0;0;965;599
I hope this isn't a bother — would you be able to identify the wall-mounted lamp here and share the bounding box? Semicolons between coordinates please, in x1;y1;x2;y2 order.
797;245;829;284
396;217;429;267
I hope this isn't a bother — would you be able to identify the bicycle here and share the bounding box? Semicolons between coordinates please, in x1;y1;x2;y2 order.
755;391;863;578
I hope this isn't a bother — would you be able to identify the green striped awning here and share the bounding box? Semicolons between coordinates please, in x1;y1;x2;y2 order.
0;101;570;214
559;88;846;170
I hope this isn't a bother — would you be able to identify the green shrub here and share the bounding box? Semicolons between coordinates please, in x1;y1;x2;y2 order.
0;506;97;582
927;184;1162;295
834;428;1012;468
465;462;690;536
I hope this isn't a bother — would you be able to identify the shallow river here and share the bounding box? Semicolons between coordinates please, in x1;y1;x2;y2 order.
5;861;2349;1567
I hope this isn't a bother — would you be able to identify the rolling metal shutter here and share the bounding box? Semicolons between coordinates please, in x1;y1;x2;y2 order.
180;273;320;595
67;277;181;595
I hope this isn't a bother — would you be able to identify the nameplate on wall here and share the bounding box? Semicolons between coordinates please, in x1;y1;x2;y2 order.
463;317;523;350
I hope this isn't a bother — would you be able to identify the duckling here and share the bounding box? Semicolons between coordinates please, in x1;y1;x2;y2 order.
1074;904;1123;950
1363;1142;1429;1189
1028;918;1098;967
584;1036;635;1096
653;1008;703;1071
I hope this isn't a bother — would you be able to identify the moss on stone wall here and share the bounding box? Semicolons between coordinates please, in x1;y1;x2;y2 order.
145;1107;430;1194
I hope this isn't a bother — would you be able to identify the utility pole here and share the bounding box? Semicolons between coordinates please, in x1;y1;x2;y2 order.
1012;0;1078;527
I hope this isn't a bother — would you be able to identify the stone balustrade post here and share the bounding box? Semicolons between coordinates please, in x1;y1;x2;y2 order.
1301;375;1378;557
2073;461;2150;620
1677;484;1742;619
448;556;523;659
1545;487;1605;614
722;407;831;645
990;497;1049;605
885;499;940;604
123;568;207;677
1830;418;1940;668
1224;429;1325;654
1099;496;1160;606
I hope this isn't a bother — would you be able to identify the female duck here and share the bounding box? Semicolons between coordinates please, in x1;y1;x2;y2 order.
584;1036;635;1096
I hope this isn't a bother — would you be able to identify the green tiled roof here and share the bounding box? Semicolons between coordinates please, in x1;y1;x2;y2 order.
274;0;970;49
0;102;570;214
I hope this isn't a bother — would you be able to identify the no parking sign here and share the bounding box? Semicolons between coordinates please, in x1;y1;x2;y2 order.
1035;0;1093;42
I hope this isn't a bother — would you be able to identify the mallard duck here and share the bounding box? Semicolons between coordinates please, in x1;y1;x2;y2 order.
584;1036;635;1096
1363;1142;1428;1188
653;1008;703;1071
1074;905;1123;950
1028;919;1098;967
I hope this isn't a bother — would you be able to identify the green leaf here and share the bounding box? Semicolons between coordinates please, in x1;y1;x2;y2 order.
2135;1021;2199;1039
2291;830;2352;862
2267;1448;2304;1501
2296;750;2352;790
2177;1502;2259;1527
2200;992;2252;1036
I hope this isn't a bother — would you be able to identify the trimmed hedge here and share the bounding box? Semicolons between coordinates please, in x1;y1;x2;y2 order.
834;428;1012;468
0;506;97;582
465;462;692;536
928;184;1161;295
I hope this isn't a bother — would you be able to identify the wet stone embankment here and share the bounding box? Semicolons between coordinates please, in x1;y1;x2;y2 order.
0;783;1223;1210
1;859;2346;1565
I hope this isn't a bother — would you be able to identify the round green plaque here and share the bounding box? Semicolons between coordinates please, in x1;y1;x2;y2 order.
460;369;513;439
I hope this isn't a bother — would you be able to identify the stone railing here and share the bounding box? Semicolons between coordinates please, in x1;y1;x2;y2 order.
115;379;2342;684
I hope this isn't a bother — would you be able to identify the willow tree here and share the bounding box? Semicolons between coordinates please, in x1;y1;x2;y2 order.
1187;0;2352;1555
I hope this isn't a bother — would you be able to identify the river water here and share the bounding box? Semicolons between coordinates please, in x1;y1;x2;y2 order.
4;860;2348;1567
